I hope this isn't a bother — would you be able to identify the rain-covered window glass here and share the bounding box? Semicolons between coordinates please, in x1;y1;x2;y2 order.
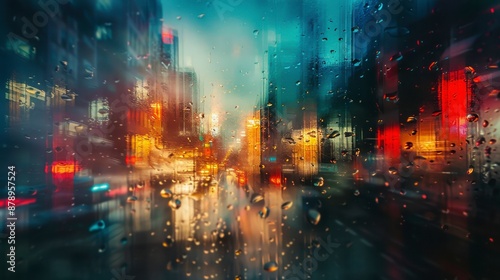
1;1;500;280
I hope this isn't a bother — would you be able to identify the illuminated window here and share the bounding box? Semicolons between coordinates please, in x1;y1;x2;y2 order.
89;98;109;125
6;34;35;59
96;26;112;40
96;0;113;12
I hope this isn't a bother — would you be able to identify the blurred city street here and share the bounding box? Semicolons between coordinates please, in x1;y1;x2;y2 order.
1;0;500;279
2;167;499;279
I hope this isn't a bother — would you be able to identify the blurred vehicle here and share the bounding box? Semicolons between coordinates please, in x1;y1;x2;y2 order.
235;170;248;187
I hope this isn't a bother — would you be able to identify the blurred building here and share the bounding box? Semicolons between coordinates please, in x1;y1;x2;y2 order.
159;27;201;146
0;0;166;191
0;0;100;208
243;115;261;181
261;0;360;179
85;0;165;169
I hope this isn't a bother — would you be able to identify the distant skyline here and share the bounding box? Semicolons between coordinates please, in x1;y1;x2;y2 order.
161;0;266;128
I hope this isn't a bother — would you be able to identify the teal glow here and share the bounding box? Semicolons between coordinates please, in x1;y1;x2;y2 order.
91;183;109;192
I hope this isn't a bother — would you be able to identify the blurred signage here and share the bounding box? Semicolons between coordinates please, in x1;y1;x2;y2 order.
126;156;137;165
45;161;81;174
162;28;173;44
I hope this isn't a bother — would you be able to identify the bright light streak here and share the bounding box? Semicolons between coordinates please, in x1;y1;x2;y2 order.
91;183;109;192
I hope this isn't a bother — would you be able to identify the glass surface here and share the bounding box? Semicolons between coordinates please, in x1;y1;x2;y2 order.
1;1;499;279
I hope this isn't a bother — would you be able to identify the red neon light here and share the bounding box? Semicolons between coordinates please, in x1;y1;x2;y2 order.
126;156;136;165
377;123;400;165
270;176;281;186
105;187;128;197
0;198;36;208
45;161;81;174
162;29;173;44
439;70;467;140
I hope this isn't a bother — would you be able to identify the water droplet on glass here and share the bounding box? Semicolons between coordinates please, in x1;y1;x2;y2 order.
169;199;182;210
476;137;486;146
352;59;361;66
98;108;108;115
376;3;383;10
464;66;476;75
61;94;73;101
466;113;479;122
384;91;399;103
404;142;414;149
98;244;106;253
354;190;360;196
197;13;205;19
89;220;106;232
28;188;37;196
251;194;264;204
235;249;242;256
263;261;278;272
406;116;417;123
281;201;293;210
253;29;259;36
84;69;94;79
467;166;474;175
428;61;439;71
127;195;138;203
328;130;340;138
162;238;174;247
295;81;301;86
307;209;321;225
160;188;173;198
388;167;398;175
431;110;442;117
390;52;403;61
259;206;270;219
482;120;489;127
176;16;182;20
